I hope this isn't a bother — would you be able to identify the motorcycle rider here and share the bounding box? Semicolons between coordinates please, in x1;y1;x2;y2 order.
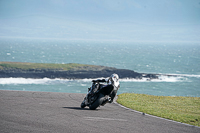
88;73;120;104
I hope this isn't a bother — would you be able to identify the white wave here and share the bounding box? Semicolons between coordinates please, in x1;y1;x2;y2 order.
0;74;198;85
159;73;200;78
120;75;188;82
121;73;200;82
0;78;71;85
0;77;103;85
80;84;87;86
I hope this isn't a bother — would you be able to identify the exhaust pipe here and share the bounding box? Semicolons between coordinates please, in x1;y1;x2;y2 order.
101;96;112;106
108;97;112;102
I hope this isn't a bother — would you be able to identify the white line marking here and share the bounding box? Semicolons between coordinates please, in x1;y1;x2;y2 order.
84;117;127;121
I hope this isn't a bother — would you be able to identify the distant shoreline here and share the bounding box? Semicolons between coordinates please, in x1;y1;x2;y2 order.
0;62;158;79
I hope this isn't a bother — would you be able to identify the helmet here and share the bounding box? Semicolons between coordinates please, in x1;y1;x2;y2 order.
110;73;119;87
110;73;119;82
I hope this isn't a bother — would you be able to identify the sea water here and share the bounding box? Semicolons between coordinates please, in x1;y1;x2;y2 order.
0;38;200;97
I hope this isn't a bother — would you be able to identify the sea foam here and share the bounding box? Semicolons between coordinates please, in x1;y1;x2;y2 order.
0;74;198;85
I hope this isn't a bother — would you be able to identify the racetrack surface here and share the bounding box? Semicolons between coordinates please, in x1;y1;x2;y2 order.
0;90;199;133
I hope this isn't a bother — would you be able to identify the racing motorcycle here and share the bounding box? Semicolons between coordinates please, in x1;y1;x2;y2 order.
80;81;113;110
80;74;121;110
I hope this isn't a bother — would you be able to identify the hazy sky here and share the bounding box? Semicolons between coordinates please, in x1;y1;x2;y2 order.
0;0;200;42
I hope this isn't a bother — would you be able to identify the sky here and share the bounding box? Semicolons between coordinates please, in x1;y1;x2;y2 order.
0;0;200;42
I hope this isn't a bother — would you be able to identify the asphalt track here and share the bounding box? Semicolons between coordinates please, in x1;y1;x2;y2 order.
0;90;199;133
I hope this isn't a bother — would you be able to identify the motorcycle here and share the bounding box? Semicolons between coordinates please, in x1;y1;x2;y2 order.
80;81;115;110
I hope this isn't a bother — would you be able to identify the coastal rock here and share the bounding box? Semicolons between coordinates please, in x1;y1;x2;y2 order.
0;67;157;79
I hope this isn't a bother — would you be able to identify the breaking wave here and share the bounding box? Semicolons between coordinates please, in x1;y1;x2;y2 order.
158;73;200;78
121;73;200;82
0;73;199;85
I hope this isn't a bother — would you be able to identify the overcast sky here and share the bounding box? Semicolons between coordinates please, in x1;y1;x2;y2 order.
0;0;200;42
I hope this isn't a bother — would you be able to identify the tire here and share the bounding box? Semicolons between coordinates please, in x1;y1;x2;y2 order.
80;101;86;108
89;93;104;110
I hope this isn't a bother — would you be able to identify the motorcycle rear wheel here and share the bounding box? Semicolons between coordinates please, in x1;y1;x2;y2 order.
89;93;104;110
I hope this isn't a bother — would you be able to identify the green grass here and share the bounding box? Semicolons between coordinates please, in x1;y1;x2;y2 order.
0;62;93;71
117;93;200;127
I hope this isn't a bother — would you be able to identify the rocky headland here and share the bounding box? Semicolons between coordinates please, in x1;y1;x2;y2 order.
0;62;158;79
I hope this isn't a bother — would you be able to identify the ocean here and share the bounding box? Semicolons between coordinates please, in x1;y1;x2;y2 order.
0;38;200;97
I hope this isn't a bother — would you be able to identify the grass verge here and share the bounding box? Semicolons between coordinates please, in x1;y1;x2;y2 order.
117;93;200;127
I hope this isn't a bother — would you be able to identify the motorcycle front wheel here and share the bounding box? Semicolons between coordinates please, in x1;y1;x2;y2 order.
80;98;86;108
89;93;104;110
81;101;86;108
